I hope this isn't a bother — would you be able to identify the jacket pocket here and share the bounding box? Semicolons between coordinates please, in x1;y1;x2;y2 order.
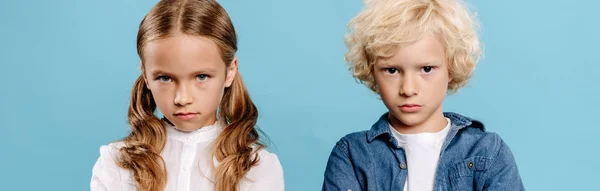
448;157;492;191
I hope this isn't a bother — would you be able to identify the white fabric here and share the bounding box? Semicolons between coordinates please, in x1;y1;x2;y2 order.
389;118;451;191
91;121;284;191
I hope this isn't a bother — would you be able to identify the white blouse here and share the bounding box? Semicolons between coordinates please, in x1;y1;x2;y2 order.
90;121;285;191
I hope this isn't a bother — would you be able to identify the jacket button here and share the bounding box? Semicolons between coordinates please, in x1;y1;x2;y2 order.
399;163;407;169
468;161;474;169
389;137;394;143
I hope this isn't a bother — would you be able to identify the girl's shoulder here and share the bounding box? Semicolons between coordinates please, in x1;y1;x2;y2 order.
90;141;136;191
96;141;127;164
96;141;126;165
256;148;282;168
240;148;285;190
102;141;126;152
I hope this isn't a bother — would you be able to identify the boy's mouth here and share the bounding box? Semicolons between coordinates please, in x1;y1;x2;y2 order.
399;104;422;113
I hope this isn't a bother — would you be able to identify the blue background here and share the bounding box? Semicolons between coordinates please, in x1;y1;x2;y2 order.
1;0;598;190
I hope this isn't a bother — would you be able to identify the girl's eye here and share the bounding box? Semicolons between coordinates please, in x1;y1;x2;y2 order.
384;68;398;74
422;66;434;74
157;76;172;82
196;74;209;82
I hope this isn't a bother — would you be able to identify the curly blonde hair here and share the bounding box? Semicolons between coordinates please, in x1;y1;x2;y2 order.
345;0;482;93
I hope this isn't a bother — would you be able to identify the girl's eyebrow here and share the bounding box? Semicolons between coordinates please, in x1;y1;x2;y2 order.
192;68;218;74
149;68;218;77
150;69;174;77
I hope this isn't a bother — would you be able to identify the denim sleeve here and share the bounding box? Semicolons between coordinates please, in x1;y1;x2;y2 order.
322;138;362;191
483;138;525;191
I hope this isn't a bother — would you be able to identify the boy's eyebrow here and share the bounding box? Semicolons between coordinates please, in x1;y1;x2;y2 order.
375;61;441;67
374;61;397;67
415;61;441;66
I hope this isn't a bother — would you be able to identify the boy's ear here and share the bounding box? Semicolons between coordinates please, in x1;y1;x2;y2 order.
224;57;238;88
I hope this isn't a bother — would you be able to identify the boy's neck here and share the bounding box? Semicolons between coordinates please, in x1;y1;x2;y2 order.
389;112;448;134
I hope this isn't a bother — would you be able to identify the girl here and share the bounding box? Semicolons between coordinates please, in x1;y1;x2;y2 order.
91;0;284;190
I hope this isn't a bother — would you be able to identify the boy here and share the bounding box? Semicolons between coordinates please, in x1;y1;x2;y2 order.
322;0;524;190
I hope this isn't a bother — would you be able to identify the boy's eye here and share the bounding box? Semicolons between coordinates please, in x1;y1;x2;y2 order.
196;74;209;82
157;76;172;82
422;66;434;74
384;68;398;74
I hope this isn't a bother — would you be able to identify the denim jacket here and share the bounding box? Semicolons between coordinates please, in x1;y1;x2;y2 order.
322;112;524;191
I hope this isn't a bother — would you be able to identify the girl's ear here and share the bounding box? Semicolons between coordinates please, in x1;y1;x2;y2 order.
141;61;151;90
224;57;238;88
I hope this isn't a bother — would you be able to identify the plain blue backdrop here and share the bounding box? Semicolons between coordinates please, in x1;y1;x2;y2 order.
1;0;599;190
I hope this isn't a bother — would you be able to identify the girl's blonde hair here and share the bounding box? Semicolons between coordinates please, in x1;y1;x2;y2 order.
118;0;262;190
345;0;482;93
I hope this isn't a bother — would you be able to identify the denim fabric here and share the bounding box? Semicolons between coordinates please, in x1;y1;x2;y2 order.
322;112;524;191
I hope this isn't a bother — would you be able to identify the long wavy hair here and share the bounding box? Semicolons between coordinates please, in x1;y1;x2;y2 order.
117;0;262;190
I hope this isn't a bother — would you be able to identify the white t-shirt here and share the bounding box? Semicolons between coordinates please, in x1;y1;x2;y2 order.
389;118;451;191
90;121;284;191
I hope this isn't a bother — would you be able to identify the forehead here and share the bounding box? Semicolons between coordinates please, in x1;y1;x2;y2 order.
377;33;446;67
142;35;226;74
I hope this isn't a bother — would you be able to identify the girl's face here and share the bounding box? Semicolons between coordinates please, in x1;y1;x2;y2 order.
142;35;237;131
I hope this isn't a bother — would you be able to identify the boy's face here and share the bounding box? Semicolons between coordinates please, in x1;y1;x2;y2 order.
373;33;450;132
142;35;237;131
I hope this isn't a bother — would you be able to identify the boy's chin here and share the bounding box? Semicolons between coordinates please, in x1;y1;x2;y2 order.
389;110;431;128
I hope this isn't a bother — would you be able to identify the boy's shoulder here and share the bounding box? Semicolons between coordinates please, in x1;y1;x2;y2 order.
444;112;509;154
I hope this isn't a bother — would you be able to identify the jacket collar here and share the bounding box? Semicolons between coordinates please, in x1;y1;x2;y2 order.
366;112;485;143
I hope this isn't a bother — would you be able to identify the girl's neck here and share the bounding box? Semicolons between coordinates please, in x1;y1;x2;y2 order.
162;117;219;132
